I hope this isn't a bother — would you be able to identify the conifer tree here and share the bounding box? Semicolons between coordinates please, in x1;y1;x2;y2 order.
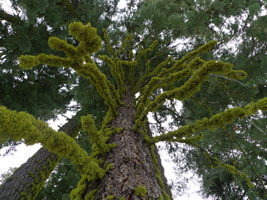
1;0;266;199
0;21;266;199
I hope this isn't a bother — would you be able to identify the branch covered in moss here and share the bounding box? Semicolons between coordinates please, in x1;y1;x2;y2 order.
81;114;117;154
158;40;218;77
135;57;205;118
150;97;267;143
134;59;247;130
136;40;158;62
0;106;104;179
133;56;174;93
103;29;116;57
98;55;126;97
0;110;82;200
19;22;121;115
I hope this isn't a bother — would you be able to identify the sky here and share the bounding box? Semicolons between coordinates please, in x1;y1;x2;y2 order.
0;0;212;199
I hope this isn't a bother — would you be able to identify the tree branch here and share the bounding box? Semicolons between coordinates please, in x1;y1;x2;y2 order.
0;110;83;200
150;97;267;144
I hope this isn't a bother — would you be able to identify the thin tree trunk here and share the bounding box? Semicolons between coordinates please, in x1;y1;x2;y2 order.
86;90;173;199
0;110;82;200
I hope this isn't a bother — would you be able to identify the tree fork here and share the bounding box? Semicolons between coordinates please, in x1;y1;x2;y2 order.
0;110;83;200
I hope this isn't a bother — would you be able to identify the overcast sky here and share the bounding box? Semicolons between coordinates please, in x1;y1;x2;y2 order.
0;0;213;199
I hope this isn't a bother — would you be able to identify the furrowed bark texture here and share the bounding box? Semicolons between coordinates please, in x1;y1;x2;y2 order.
90;90;171;199
0;111;82;200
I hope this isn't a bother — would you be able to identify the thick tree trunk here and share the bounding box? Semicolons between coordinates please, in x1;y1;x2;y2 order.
88;90;172;199
0;110;82;200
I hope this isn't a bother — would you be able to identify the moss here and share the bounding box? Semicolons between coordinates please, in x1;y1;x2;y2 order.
102;29;116;57
133;57;173;93
135;60;244;131
84;189;97;200
115;33;133;56
136;40;158;62
0;106;105;185
19;159;56;200
158;40;217;77
48;36;77;56
134;185;147;197
106;195;114;200
81;114;111;153
68;22;102;54
15;22;267;200
149;145;170;200
19;22;120;116
19;55;40;69
98;55;126;98
150;97;267;144
20;192;31;200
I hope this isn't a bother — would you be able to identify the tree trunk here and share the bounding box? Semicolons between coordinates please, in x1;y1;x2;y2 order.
87;90;172;199
0;110;82;200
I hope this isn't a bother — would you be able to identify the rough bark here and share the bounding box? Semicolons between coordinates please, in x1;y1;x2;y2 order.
0;110;82;200
88;90;172;199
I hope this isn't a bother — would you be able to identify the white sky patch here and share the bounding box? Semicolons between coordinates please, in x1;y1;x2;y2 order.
118;0;127;9
0;143;41;175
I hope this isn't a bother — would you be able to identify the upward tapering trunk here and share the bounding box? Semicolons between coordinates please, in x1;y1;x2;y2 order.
87;90;172;199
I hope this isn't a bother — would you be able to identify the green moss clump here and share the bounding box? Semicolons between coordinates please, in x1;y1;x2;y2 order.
134;185;147;197
19;55;41;69
106;195;114;200
84;189;97;200
68;22;102;55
